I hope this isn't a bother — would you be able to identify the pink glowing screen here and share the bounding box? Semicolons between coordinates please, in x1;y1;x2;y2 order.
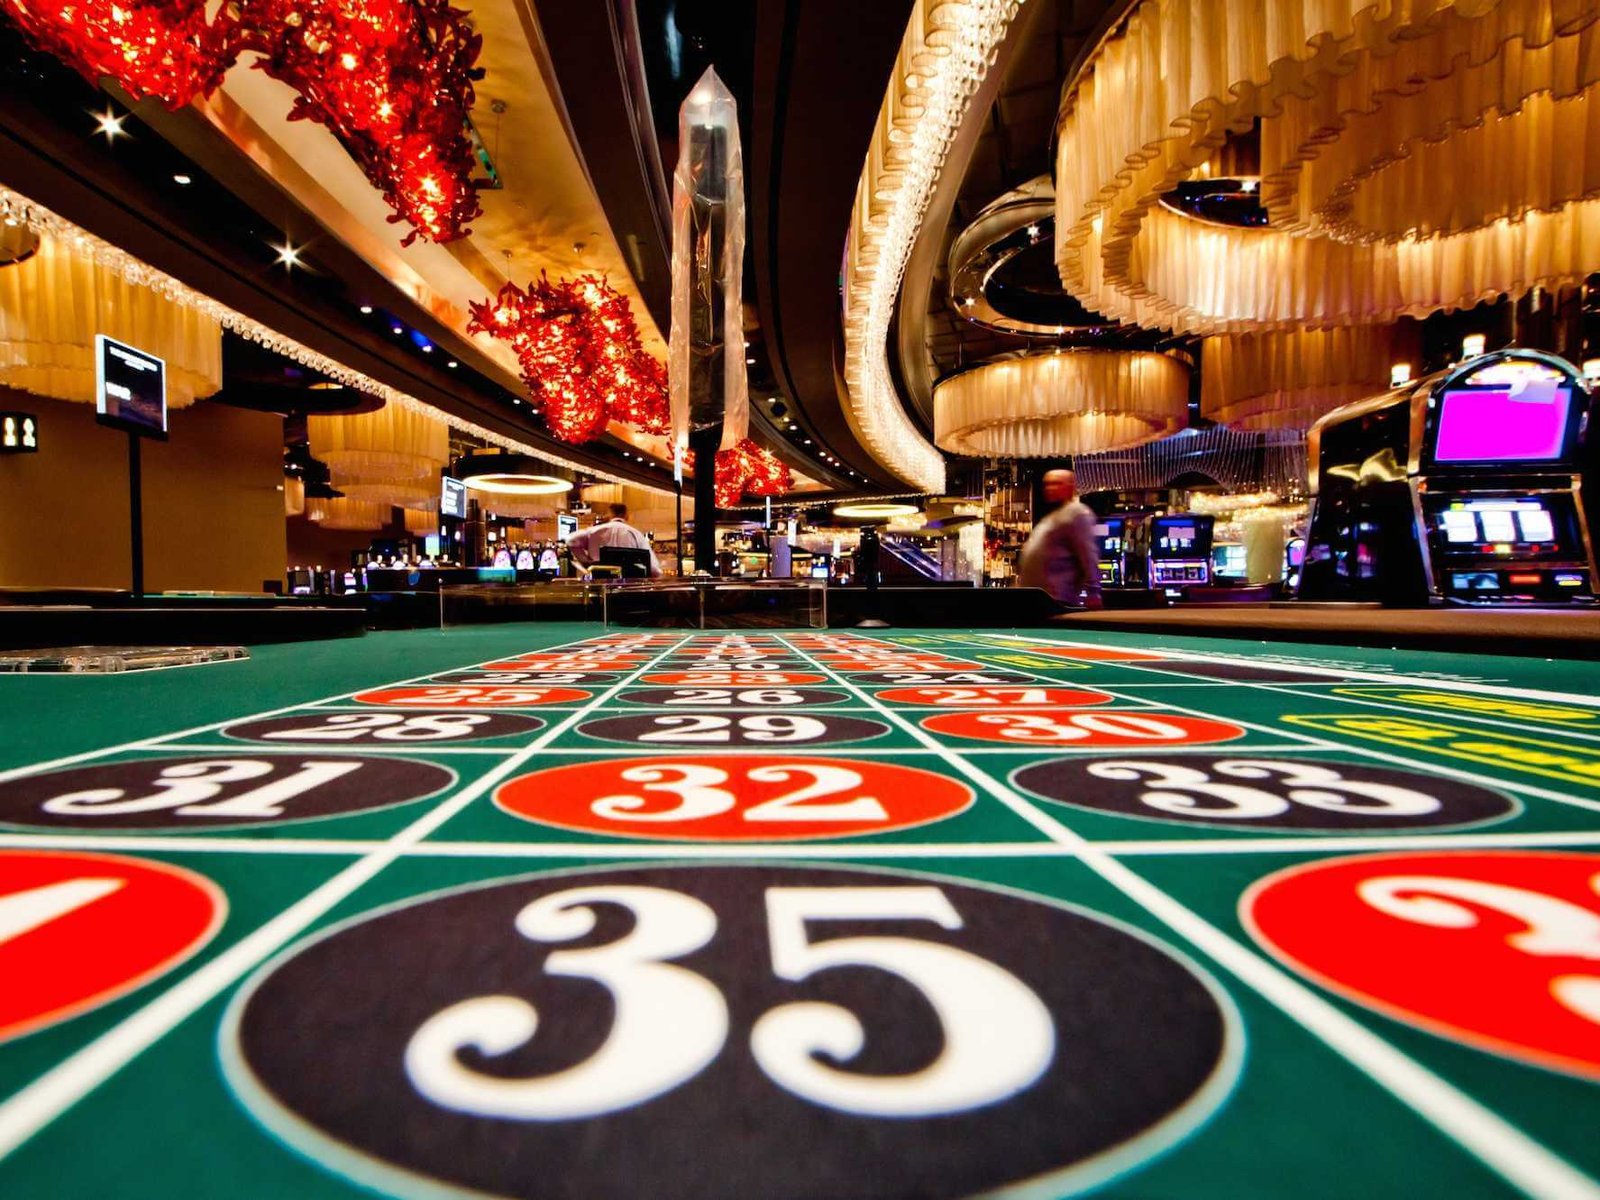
1433;387;1572;462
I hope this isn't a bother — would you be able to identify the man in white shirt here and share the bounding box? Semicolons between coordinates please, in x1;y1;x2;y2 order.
566;504;663;578
1017;469;1103;608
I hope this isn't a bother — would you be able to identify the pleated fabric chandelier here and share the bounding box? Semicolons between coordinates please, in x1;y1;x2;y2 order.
840;0;1029;492
0;234;221;407
1200;326;1410;432
1054;0;1600;337
933;350;1190;457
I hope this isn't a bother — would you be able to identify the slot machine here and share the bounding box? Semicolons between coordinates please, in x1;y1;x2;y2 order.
1094;516;1129;588
1125;513;1215;594
1283;537;1307;593
1302;349;1596;604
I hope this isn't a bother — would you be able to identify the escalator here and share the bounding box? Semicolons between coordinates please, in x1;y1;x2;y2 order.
881;536;944;582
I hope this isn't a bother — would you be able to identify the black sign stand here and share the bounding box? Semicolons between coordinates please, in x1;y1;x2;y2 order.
127;432;144;601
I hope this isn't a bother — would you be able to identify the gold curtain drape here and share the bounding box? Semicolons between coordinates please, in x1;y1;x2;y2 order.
1055;0;1600;335
933;351;1189;457
0;234;221;405
1201;326;1405;430
310;498;390;531
403;507;438;536
308;403;449;483
335;479;437;507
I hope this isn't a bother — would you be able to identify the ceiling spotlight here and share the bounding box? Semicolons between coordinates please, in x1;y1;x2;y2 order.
421;344;434;353
94;110;125;140
1025;223;1039;238
359;305;374;314
274;241;301;268
172;173;192;186
447;360;459;369
392;324;404;335
746;357;756;364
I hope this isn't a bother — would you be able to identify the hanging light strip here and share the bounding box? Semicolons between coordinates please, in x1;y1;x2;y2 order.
0;186;672;496
840;0;1024;493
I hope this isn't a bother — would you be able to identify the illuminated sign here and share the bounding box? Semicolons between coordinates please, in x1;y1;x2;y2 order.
439;476;467;519
0;412;37;453
94;335;167;438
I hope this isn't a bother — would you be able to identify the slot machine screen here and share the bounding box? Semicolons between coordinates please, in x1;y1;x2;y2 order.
1212;544;1247;578
1440;509;1478;543
1433;384;1572;462
1478;508;1517;542
1517;508;1555;542
1155;523;1196;555
1433;499;1564;550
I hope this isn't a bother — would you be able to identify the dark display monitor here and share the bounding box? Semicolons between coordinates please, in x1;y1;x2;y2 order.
94;335;167;438
599;546;652;578
440;477;468;519
1152;519;1199;556
558;513;578;542
1433;384;1573;463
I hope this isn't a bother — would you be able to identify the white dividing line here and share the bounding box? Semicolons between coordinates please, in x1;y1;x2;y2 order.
989;647;1600;820
780;634;1600;1200
0;834;379;855
1100;829;1600;855
145;744;525;756
992;632;1600;709
7;826;1600;863
0;639;620;786
0;632;690;1164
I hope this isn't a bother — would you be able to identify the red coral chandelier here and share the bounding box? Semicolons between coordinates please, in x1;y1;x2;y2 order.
0;0;237;106
0;0;483;244
242;0;483;246
714;438;793;507
468;273;668;445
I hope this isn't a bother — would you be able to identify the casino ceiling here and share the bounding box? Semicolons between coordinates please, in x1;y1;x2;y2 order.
1;0;1597;500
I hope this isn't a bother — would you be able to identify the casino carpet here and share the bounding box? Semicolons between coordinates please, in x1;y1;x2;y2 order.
0;624;1598;1199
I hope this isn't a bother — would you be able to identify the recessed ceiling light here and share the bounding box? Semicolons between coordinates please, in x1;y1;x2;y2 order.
421;344;433;353
94;110;125;140
275;241;301;268
447;360;459;368
392;325;404;335
172;173;192;186
359;305;373;314
746;357;756;364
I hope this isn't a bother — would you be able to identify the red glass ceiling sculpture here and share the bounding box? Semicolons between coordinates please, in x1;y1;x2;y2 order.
469;273;668;445
0;0;484;244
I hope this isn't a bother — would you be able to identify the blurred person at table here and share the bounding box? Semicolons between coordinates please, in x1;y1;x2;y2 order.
566;504;663;578
1016;468;1102;609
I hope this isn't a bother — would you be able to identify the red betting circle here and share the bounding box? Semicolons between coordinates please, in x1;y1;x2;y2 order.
878;686;1116;708
495;756;973;840
354;686;592;708
0;849;225;1043
642;671;827;687
919;709;1245;746
1244;851;1600;1080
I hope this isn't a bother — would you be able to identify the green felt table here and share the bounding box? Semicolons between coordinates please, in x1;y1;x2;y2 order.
1;622;1598;1200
